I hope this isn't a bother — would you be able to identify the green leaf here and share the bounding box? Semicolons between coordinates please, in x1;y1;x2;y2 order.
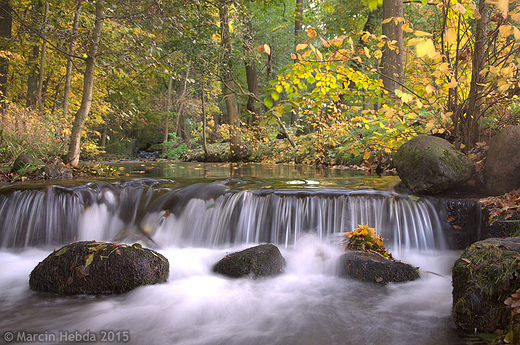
264;97;273;108
271;91;280;101
54;247;68;257
408;195;420;201
84;253;94;270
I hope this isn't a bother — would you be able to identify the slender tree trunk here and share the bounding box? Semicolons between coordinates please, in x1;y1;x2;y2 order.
36;0;48;114
243;17;261;128
67;0;104;167
295;0;304;44
163;75;172;149
219;3;242;161
459;0;489;149
26;0;42;108
0;0;11;115
381;0;403;95
63;0;83;117
201;72;208;157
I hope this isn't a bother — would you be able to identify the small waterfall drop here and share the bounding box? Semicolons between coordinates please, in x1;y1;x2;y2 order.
0;181;449;252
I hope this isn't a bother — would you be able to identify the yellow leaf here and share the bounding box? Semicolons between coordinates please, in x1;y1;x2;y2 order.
489;65;500;74
320;36;330;47
374;49;382;59
414;30;433;37
416;38;437;59
425;121;435;132
296;44;308;51
448;77;458;88
425;84;436;94
382;17;393;24
315;49;323;61
514;27;520;40
439;62;451;73
307;27;317;39
512;12;520;22
446;28;458;43
363;46;371;58
363;149;371;160
451;3;467;14
499;25;512;37
401;22;414;33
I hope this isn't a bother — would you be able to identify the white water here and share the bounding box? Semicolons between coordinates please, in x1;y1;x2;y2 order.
0;236;465;345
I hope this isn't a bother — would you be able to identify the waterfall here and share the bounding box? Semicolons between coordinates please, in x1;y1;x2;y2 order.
0;181;449;252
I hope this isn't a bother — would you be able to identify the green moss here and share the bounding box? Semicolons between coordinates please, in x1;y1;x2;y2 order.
453;241;520;332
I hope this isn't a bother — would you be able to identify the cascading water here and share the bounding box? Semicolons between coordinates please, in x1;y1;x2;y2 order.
0;165;470;345
0;181;449;253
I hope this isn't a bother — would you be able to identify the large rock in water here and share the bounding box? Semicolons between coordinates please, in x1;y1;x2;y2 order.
484;126;520;195
393;135;473;194
338;251;419;284
452;238;520;335
212;244;285;278
29;241;169;294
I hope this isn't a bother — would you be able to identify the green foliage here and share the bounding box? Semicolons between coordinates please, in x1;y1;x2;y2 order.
162;133;189;160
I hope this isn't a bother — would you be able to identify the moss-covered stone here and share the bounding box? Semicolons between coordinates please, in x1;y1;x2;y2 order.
393;135;473;194
452;238;520;333
29;241;169;294
212;244;285;278
484;125;520;195
338;250;420;284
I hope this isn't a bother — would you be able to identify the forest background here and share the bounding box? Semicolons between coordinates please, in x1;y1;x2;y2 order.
0;0;519;172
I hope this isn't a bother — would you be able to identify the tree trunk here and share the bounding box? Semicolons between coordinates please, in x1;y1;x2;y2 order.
243;17;261;128
219;3;242;161
26;0;42;108
67;0;104;167
63;0;83;117
381;0;403;95
163;75;172;150
201;72;208;158
295;0;304;44
459;0;489;149
36;1;48;114
0;0;11;115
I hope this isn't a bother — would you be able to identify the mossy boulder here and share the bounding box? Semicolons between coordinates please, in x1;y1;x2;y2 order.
393;135;473;194
212;244;285;278
42;164;73;180
29;241;169;294
452;238;520;334
11;154;40;173
484;125;520;195
338;251;420;284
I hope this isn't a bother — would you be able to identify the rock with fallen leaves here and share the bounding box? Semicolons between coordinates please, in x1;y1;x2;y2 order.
393;135;473;194
452;237;520;338
338;251;420;284
212;244;285;278
484;125;520;195
29;241;169;294
337;224;419;284
480;189;520;239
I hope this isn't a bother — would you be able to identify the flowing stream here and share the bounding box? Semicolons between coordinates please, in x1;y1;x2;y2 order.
0;163;470;344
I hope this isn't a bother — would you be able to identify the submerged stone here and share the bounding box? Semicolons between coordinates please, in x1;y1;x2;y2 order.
29;241;169;294
338;250;419;284
452;238;520;334
212;244;285;278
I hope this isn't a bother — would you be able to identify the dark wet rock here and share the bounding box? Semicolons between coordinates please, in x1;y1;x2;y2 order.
29;241;169;294
338;250;420;284
212;244;285;278
484;126;520;195
393;135;473;194
11;154;39;173
452;237;520;332
42;164;73;180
